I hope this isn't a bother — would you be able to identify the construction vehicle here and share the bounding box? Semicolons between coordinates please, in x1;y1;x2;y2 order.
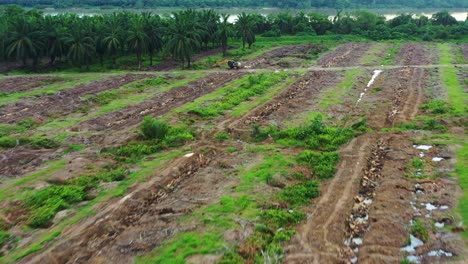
213;59;242;69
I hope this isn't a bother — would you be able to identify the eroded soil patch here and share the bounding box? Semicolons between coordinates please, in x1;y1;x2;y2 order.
394;43;436;66
79;72;246;133
318;43;373;67
0;76;68;93
0;74;151;124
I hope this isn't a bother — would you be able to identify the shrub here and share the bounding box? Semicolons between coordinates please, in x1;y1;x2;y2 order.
262;209;305;228
26;185;86;227
140;116;169;140
297;151;340;179
214;132;229;140
421;99;451;114
279;180;319;206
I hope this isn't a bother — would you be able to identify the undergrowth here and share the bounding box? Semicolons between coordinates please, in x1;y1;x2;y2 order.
188;72;288;117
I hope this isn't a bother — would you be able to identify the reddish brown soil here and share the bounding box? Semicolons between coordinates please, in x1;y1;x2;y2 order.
462;44;468;63
0;147;58;177
79;72;246;133
0;74;150;124
243;44;325;69
394;43;436;66
283;66;429;263
0;76;68;93
230;71;340;132
19;144;247;263
317;43;374;67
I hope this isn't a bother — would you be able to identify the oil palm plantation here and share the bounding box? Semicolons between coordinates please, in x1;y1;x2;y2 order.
165;11;202;68
127;17;148;69
235;12;256;48
7;17;44;66
65;27;95;70
216;14;233;57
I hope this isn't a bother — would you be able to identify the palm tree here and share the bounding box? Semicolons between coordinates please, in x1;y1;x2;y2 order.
65;27;95;70
235;13;256;48
127;18;148;69
7;17;43;66
216;14;233;57
165;11;202;68
103;19;122;68
43;16;66;65
142;12;164;66
198;9;219;50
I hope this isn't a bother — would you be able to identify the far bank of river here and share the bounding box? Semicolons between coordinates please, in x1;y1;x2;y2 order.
42;7;467;22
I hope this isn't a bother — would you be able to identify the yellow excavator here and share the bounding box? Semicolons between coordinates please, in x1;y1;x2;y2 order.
214;59;242;69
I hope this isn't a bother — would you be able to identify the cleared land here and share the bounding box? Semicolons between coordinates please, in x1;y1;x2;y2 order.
0;41;466;264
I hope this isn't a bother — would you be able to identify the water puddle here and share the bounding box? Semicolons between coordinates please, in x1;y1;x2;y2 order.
435;222;445;228
184;153;194;158
427;249;453;257
401;235;424;254
356;70;383;104
432;157;444;162
413;145;432;151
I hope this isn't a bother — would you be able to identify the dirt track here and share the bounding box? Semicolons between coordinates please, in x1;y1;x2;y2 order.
318;43;373;67
463;44;468;63
0;74;150;124
284;65;430;263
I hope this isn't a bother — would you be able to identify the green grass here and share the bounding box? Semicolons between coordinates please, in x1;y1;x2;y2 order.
187;72;289;118
319;68;363;110
360;43;389;65
440;66;466;115
455;144;468;240
437;43;453;64
383;41;402;65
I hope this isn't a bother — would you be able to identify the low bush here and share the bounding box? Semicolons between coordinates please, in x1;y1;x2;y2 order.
25;185;86;227
297;151;340;179
140;116;169;140
262;209;305;229
421;99;452;114
214;132;229;140
279;180;319;206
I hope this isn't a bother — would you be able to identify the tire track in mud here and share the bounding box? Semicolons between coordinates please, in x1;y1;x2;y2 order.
284;136;373;264
284;64;428;263
79;72;246;133
19;150;217;264
226;70;341;136
0;74;151;124
318;43;374;68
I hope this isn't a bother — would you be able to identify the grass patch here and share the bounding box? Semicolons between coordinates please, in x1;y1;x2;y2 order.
440;66;466;115
0;136;59;150
188;72;289;118
455;144;468;240
384;41;402;65
320;68;362;110
410;219;429;242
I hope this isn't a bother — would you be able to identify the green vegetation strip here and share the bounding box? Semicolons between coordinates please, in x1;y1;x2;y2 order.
440;67;466;115
319;68;362;110
137;117;367;263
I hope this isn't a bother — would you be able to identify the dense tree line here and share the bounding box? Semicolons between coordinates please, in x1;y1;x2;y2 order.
0;6;466;71
0;0;466;9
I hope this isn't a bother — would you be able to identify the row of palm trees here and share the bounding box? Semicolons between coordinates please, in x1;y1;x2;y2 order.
0;6;257;70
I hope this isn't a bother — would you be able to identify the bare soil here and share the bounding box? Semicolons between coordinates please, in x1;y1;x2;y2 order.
243;44;326;69
0;76;69;93
462;44;468;63
0;147;58;177
0;74;151;124
317;43;374;67
394;43;437;66
79;72;246;133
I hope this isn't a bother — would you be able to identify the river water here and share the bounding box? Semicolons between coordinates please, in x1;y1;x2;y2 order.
43;8;467;22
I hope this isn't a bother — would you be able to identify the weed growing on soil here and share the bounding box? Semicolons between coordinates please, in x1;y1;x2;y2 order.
188;72;288;117
0;136;59;149
226;147;237;153
252;117;362;151
320;68;362;109
278;180;319;206
297;151;341;179
397;118;447;132
405;158;426;178
140;116;169;140
440;66;466;114
214;132;229;140
421;99;452;114
383;42;402;65
410;219;429;242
